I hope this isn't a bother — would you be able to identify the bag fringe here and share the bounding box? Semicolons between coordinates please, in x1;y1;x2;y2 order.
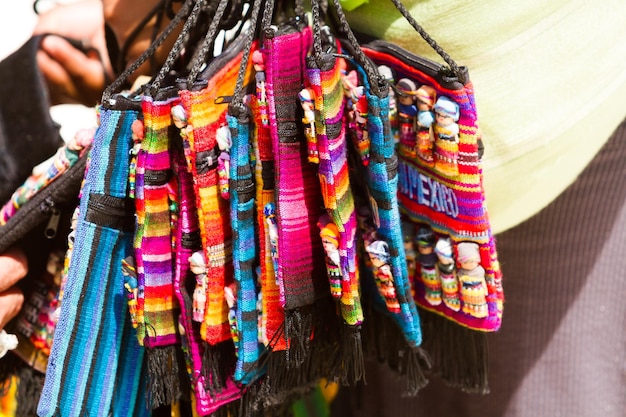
420;309;490;394
146;344;190;409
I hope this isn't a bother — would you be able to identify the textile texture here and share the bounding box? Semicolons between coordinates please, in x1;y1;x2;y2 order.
179;68;237;345
352;60;422;347
38;104;145;417
331;118;626;417
227;111;261;383
264;26;327;311
363;46;503;332
135;94;179;347
306;55;363;326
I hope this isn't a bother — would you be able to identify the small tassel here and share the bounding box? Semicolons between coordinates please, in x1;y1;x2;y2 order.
421;309;490;394
360;301;431;396
398;346;430;397
284;308;313;368
338;325;365;386
145;345;185;409
201;340;236;394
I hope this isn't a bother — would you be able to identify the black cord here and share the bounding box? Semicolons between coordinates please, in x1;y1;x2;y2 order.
150;0;206;92
186;0;232;86
230;0;267;111
388;0;466;84
102;0;195;104
330;0;385;97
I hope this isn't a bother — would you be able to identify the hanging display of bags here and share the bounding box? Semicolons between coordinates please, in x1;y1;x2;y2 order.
0;0;502;415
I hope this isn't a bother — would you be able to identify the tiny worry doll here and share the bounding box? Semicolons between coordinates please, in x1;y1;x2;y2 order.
216;124;232;200
189;250;208;323
252;49;268;126
352;95;371;166
343;70;370;166
396;78;418;159
433;96;460;177
263;202;279;287
416;225;441;306
434;237;460;312
170;104;193;169
122;256;140;327
223;283;239;348
365;239;401;314
299;88;319;164
128;119;144;199
415;85;436;165
457;242;488;318
402;220;417;283
318;214;343;299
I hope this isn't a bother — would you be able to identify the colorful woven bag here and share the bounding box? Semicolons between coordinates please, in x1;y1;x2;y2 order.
359;0;504;393
38;97;148;417
0;129;93;416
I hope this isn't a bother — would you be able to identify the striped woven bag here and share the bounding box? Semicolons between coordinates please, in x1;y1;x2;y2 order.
327;0;426;395
303;2;367;384
360;0;504;394
38;97;148;417
133;90;188;408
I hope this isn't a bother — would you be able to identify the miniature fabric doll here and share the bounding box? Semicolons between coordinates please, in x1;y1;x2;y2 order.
416;225;441;306
171;103;188;130
189;251;208;323
318;216;343;299
263;203;279;283
396;78;418;159
170;104;194;169
365;240;401;313
299;88;319;164
433;96;460;177
415;85;437;165
377;65;398;143
456;241;488;318
252;49;269;126
128;119;144;199
434;237;460;312
122;256;139;328
216;124;231;200
223;283;239;347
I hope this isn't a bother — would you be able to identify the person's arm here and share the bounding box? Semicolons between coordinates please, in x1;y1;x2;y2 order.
33;0;112;106
33;0;184;107
0;247;28;331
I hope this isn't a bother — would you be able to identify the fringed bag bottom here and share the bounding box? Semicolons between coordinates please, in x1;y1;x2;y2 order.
420;309;490;394
146;344;191;409
361;302;431;396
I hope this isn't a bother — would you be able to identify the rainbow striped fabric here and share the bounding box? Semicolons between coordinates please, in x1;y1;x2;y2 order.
265;26;327;314
136;94;180;348
306;56;363;327
363;44;503;332
179;74;235;346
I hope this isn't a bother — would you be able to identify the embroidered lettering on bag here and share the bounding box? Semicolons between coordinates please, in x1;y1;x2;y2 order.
399;163;459;218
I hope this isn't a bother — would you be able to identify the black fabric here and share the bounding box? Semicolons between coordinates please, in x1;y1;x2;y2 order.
0;35;64;203
331;120;626;417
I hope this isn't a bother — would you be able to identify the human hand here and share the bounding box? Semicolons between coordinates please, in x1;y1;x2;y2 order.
0;247;28;331
102;0;184;79
33;0;112;106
